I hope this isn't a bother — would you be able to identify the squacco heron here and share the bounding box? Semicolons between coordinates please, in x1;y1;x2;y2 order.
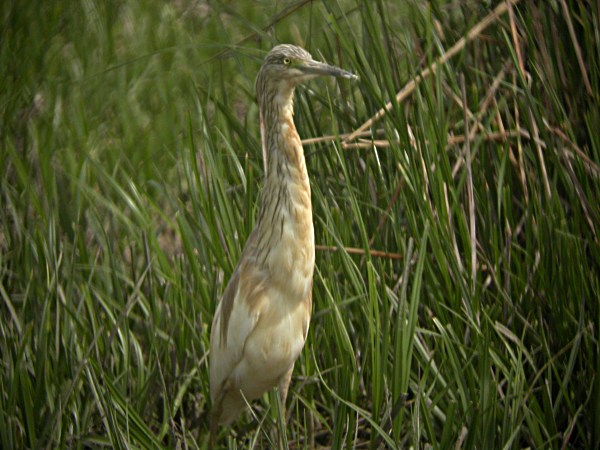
209;44;357;440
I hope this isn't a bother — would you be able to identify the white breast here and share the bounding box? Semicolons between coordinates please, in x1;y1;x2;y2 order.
230;285;311;399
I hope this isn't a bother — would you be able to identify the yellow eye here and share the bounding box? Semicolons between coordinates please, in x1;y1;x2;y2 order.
283;57;291;65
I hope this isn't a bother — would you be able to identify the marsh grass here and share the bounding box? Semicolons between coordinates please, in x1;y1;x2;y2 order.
2;0;599;448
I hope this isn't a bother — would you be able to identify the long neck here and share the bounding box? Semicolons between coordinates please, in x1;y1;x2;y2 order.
259;85;306;179
257;82;311;213
253;83;314;281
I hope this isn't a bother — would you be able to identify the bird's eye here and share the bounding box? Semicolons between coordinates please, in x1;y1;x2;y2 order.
283;57;291;65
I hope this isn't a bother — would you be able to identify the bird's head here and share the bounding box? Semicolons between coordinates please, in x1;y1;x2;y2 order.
256;44;358;97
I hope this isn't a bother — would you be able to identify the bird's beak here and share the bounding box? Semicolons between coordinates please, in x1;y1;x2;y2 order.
299;59;359;81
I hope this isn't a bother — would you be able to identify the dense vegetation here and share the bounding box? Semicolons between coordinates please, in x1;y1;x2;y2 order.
2;0;599;448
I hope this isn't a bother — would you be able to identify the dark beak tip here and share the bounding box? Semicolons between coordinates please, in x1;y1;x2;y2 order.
338;71;359;82
302;60;359;81
335;68;359;81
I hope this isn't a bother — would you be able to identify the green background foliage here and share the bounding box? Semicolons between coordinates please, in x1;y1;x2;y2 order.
2;0;599;448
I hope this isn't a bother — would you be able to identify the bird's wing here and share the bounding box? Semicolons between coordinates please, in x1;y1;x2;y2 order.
209;255;267;402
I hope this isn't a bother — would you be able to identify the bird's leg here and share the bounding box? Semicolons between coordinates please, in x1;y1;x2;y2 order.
273;365;294;450
209;379;230;449
278;365;294;420
208;402;221;449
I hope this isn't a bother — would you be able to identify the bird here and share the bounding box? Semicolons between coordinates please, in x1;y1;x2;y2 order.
208;44;357;443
